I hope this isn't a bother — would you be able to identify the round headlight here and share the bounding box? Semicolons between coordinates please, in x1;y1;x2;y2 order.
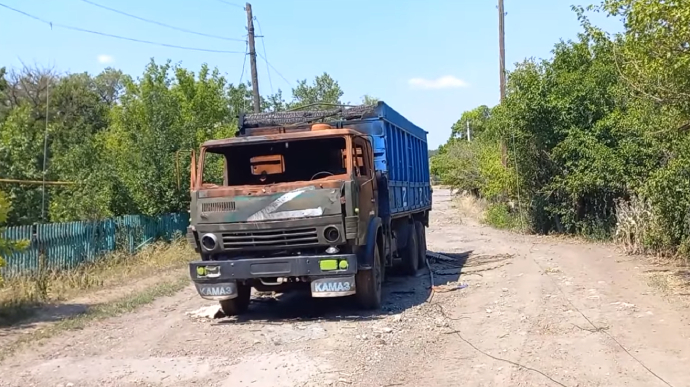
200;234;218;251
324;226;340;243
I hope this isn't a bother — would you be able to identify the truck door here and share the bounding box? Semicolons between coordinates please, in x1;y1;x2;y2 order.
353;137;377;243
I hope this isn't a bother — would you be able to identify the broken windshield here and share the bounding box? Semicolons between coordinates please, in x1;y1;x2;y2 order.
201;136;348;187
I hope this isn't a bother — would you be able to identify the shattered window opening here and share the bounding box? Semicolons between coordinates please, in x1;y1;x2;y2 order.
202;136;348;186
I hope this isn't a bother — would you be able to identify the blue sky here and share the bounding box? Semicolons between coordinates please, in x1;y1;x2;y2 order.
0;0;621;148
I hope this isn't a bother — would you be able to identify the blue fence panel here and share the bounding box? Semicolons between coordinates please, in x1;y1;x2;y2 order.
0;212;189;279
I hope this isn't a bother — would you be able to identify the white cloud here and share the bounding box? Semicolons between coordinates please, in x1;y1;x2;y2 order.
97;54;114;64
408;75;468;90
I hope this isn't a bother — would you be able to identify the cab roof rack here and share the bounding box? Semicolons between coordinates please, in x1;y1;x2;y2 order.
238;103;379;136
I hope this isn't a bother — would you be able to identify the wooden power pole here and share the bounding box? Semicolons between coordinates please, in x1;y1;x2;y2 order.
498;0;506;102
498;0;507;167
245;2;261;113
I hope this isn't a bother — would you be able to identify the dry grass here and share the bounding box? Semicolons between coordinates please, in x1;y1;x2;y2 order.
0;238;193;324
646;269;690;299
451;193;488;223
0;275;190;360
614;196;656;255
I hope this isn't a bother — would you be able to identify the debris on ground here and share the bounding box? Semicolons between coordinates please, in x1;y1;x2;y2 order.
185;305;225;320
426;251;462;263
432;283;469;293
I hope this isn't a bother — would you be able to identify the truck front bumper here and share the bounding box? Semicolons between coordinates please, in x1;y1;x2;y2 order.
189;254;359;300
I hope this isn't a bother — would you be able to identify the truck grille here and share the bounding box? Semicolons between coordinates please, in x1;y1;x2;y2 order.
221;227;319;250
202;201;236;213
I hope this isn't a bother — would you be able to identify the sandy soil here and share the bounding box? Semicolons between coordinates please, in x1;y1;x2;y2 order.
1;188;689;387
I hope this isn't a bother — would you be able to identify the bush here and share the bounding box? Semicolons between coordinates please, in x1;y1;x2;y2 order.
484;203;520;230
431;2;690;262
0;192;29;284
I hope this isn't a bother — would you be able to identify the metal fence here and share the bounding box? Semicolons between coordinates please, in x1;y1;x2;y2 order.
0;213;189;279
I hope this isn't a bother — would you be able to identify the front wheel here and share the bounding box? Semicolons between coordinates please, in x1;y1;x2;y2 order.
219;283;251;316
356;247;382;310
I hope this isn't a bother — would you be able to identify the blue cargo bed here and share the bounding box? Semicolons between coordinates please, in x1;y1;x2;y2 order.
342;102;431;219
238;101;432;219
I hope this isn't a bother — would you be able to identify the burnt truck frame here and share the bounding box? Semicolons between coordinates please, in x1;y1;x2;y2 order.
186;102;432;315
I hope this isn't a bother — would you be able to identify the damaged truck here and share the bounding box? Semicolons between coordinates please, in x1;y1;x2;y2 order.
186;102;432;315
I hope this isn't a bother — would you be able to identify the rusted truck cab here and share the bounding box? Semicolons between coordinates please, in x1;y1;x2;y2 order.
187;103;431;315
187;125;382;315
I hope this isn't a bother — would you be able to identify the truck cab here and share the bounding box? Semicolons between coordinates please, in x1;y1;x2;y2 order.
187;103;431;316
187;124;384;314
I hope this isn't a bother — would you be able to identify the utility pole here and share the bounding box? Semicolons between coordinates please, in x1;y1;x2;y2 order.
245;2;261;113
498;0;507;167
498;0;506;102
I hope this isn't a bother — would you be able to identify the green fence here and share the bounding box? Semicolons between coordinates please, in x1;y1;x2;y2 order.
1;212;189;279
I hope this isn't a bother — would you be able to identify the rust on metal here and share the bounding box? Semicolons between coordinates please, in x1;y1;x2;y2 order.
190;149;197;191
201;128;363;149
250;154;285;176
198;179;346;198
190;126;362;198
175;149;196;190
311;123;333;131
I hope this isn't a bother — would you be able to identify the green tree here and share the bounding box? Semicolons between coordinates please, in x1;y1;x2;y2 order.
450;105;491;140
0;61;350;226
288;72;344;110
584;1;690;114
102;60;236;216
0;66;58;224
0;191;29;282
362;95;379;106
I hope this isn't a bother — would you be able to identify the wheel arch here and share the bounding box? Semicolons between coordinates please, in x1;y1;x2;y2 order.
357;216;382;270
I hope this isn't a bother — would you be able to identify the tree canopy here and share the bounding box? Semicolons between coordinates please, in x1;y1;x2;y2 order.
0;59;346;225
431;1;690;256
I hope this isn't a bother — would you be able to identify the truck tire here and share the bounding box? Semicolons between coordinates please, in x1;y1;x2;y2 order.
356;246;382;310
219;283;251;316
401;224;419;275
415;221;427;268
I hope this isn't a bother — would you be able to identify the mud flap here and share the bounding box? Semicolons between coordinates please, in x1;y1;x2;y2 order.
310;276;356;298
194;282;238;301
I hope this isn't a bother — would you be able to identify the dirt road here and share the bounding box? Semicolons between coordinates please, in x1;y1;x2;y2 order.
2;188;690;387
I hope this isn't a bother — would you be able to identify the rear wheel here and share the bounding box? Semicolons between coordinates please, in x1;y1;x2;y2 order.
356;246;382;310
401;224;419;275
219;283;251;316
415;221;427;268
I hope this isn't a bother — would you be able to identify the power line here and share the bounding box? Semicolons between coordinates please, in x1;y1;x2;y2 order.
213;0;244;9
238;41;249;112
257;52;292;88
0;3;245;54
79;0;244;42
254;17;273;94
239;41;248;85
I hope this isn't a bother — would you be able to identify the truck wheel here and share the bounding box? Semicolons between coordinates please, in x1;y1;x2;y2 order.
401;224;419;275
415;221;427;268
356;247;382;310
219;283;251;316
